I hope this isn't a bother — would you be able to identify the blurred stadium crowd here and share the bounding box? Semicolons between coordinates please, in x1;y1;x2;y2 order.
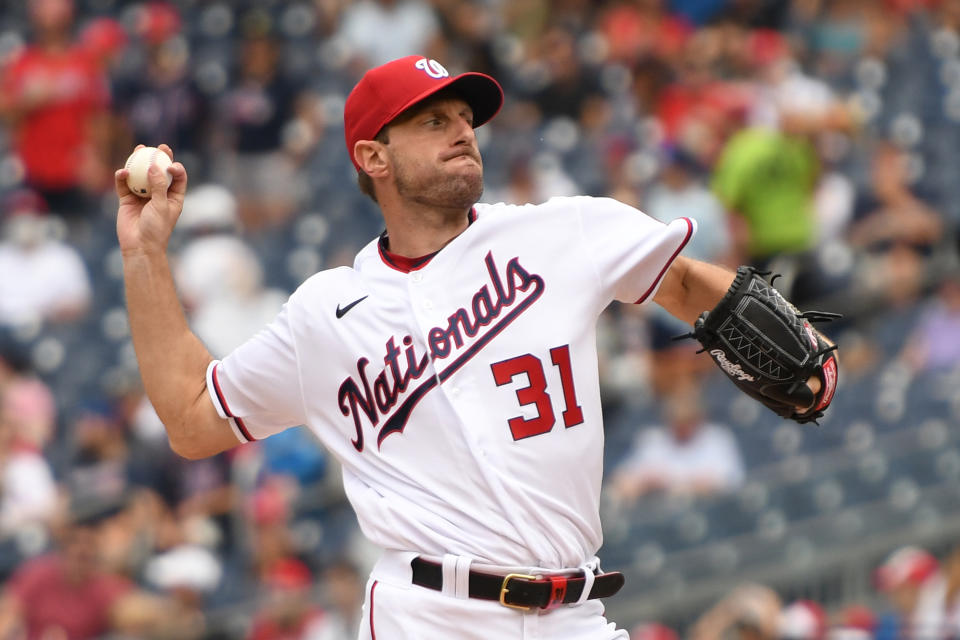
1;0;960;638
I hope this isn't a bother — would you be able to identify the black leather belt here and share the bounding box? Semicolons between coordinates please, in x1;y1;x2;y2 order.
410;557;625;610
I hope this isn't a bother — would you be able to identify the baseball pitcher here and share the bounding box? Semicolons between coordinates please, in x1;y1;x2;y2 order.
115;56;838;639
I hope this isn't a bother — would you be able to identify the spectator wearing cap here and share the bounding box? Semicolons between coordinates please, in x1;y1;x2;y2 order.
874;545;947;640
829;604;877;640
180;237;287;355
173;183;243;306
0;189;91;327
171;185;288;357
779;600;827;640
79;16;127;69
0;0;112;214
144;544;223;639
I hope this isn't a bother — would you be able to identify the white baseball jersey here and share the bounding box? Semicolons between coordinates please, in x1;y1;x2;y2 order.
206;195;694;570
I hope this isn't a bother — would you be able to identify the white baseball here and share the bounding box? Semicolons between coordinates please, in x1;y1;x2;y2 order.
124;146;173;198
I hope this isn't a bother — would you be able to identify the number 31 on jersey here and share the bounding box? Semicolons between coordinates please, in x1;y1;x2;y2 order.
490;344;584;441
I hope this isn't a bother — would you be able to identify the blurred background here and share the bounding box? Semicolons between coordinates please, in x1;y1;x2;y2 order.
0;0;959;638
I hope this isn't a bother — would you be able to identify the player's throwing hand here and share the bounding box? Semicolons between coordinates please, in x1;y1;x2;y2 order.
115;143;188;257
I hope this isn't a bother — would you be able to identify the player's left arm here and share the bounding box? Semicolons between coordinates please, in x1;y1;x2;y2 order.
652;255;734;325
654;256;833;414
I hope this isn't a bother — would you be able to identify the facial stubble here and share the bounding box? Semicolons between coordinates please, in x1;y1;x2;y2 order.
390;148;484;212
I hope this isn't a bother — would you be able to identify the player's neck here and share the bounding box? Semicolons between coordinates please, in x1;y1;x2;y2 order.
380;203;472;258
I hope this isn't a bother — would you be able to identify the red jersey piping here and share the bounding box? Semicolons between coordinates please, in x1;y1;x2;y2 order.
634;217;695;304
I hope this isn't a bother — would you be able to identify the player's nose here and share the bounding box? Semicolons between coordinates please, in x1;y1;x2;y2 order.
451;115;477;147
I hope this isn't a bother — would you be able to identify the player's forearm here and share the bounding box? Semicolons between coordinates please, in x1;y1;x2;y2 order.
655;256;736;325
122;250;216;452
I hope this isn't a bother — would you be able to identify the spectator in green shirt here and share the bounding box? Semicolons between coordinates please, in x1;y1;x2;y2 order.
711;126;819;263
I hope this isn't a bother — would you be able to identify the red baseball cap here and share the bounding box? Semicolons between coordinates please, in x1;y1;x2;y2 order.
344;56;504;171
874;546;939;591
80;17;128;59
136;2;181;46
4;189;48;217
264;557;312;591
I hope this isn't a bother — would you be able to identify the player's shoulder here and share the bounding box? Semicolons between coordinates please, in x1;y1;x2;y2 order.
289;265;362;306
473;196;612;229
475;195;645;220
475;195;591;216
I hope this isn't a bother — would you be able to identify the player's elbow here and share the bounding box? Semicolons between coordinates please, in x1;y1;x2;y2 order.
165;419;210;459
168;435;211;460
163;413;230;460
653;256;695;324
162;389;239;459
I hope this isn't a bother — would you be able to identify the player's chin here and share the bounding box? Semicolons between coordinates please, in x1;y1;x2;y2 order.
440;173;483;208
444;163;483;187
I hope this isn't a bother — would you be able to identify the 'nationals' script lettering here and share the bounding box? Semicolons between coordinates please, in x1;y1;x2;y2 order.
338;251;545;451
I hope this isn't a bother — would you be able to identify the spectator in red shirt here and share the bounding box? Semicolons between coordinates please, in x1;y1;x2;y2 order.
0;0;111;217
0;498;181;639
0;501;132;639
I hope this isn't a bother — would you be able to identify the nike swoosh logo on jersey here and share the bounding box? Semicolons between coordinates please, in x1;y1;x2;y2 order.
336;295;368;318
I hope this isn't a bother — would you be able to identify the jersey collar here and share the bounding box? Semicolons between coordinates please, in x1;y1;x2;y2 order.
377;208;477;273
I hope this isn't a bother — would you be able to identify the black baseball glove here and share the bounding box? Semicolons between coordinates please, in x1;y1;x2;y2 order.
691;266;840;424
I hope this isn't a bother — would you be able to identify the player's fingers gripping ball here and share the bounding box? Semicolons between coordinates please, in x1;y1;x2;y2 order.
692;266;840;424
124;146;172;197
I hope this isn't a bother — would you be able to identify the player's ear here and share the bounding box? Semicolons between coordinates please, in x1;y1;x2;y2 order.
354;140;389;179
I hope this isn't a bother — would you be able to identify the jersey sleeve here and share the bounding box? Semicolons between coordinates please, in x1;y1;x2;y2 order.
205;304;306;443
576;196;696;304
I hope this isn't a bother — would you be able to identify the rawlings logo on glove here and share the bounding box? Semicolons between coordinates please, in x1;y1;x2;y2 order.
710;349;755;382
691;266;840;424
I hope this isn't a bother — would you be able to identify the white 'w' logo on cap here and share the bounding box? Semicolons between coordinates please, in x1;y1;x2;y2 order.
415;58;449;79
